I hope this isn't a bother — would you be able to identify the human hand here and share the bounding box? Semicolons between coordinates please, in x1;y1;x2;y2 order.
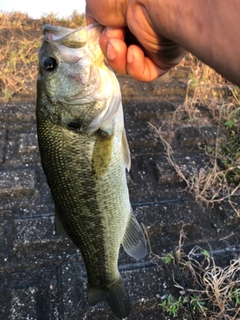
86;0;186;82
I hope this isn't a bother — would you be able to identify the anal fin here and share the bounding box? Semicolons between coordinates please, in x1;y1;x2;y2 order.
122;210;147;260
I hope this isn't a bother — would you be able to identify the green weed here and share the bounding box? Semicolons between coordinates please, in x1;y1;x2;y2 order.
159;293;207;317
189;295;208;313
159;294;184;318
163;252;175;265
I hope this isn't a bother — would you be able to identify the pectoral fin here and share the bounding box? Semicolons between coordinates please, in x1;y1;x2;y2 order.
122;128;131;171
92;130;114;177
122;210;147;260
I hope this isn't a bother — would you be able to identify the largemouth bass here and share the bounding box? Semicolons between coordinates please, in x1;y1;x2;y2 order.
36;23;147;319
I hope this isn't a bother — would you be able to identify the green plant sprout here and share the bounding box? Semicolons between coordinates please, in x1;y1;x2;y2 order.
159;294;184;318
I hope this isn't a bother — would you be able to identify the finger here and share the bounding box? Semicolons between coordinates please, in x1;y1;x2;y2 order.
104;38;128;75
126;45;168;82
100;27;125;55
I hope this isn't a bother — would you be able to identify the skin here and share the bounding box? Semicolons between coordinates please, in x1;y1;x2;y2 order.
86;0;240;86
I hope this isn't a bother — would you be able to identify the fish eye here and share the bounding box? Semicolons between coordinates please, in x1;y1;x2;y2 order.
43;57;58;71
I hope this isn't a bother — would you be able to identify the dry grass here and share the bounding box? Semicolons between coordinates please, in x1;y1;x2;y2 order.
171;246;240;319
0;30;40;98
149;65;239;319
150;122;239;215
150;60;240;215
0;11;85;100
158;225;240;319
176;246;240;319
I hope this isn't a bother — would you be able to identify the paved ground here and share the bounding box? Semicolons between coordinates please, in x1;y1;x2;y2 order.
0;67;240;319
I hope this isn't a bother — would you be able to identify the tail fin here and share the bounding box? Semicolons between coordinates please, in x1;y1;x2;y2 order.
88;277;131;319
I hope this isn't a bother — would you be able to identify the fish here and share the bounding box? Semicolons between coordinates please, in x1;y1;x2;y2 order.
36;23;147;319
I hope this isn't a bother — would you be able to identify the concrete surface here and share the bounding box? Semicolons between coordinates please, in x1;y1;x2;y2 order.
0;69;240;319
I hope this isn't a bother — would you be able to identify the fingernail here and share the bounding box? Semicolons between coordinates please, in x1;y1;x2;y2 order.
106;27;121;38
107;40;117;60
127;47;134;64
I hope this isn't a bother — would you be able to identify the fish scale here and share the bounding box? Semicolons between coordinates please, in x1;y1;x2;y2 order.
36;23;147;319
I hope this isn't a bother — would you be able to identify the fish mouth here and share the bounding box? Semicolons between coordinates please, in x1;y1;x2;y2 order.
43;24;87;49
43;24;75;38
